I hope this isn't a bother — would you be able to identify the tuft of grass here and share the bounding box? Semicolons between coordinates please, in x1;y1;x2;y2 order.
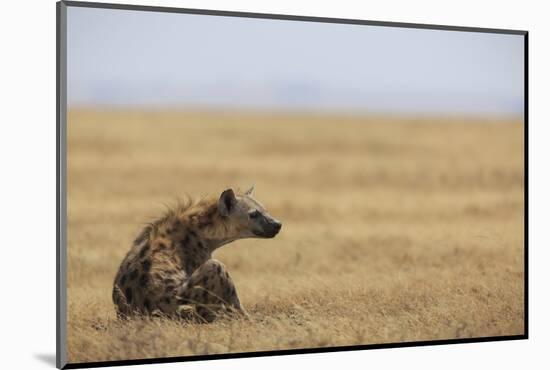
66;110;524;363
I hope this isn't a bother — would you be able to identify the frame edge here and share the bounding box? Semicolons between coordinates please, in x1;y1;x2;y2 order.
57;1;529;368
57;1;68;369
62;0;527;35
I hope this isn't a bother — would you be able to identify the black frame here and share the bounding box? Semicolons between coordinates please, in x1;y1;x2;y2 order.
56;1;528;368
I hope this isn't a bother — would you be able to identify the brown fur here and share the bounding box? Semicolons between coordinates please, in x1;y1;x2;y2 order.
112;190;281;322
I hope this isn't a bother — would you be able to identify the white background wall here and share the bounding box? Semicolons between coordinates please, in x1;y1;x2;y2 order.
0;0;546;369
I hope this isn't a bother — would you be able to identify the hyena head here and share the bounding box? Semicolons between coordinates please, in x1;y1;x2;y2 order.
218;187;282;239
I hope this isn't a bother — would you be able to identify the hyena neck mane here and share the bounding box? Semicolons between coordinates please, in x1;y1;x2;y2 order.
134;196;239;256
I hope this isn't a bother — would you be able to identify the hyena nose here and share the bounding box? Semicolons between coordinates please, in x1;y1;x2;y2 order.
264;219;282;238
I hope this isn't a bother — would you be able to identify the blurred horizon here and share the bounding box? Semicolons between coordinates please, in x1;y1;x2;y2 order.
67;7;524;117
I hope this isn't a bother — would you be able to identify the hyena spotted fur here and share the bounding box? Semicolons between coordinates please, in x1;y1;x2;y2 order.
112;187;282;322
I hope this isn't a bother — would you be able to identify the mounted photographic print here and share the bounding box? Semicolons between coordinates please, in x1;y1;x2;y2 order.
56;1;528;368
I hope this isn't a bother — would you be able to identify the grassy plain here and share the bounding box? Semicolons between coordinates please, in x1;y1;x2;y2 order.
66;109;524;363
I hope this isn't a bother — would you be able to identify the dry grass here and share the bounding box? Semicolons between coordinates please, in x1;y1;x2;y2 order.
66;109;525;363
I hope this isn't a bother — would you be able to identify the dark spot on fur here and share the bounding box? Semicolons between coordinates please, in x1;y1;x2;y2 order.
196;306;210;321
182;234;190;246
129;269;139;281
216;265;222;274
119;274;127;286
201;276;208;286
125;288;133;303
141;260;151;272
165;285;175;293
157;242;166;250
164;278;174;285
139;274;149;287
139;245;150;258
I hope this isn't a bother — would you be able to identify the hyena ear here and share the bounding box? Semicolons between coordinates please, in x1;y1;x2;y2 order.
219;188;237;216
245;186;255;196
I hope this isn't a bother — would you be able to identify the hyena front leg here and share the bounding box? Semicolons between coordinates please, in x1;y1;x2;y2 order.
176;259;245;322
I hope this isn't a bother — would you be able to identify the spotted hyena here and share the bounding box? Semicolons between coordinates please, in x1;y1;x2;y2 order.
112;187;282;322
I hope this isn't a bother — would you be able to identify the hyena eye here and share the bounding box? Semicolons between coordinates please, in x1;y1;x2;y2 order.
249;210;261;219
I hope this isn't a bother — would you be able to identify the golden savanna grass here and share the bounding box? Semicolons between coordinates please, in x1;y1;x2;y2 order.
66;109;524;363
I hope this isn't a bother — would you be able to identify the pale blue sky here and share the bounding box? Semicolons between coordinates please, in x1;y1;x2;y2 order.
67;6;524;115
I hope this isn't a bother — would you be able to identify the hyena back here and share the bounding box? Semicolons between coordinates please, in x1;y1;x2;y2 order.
112;187;282;322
